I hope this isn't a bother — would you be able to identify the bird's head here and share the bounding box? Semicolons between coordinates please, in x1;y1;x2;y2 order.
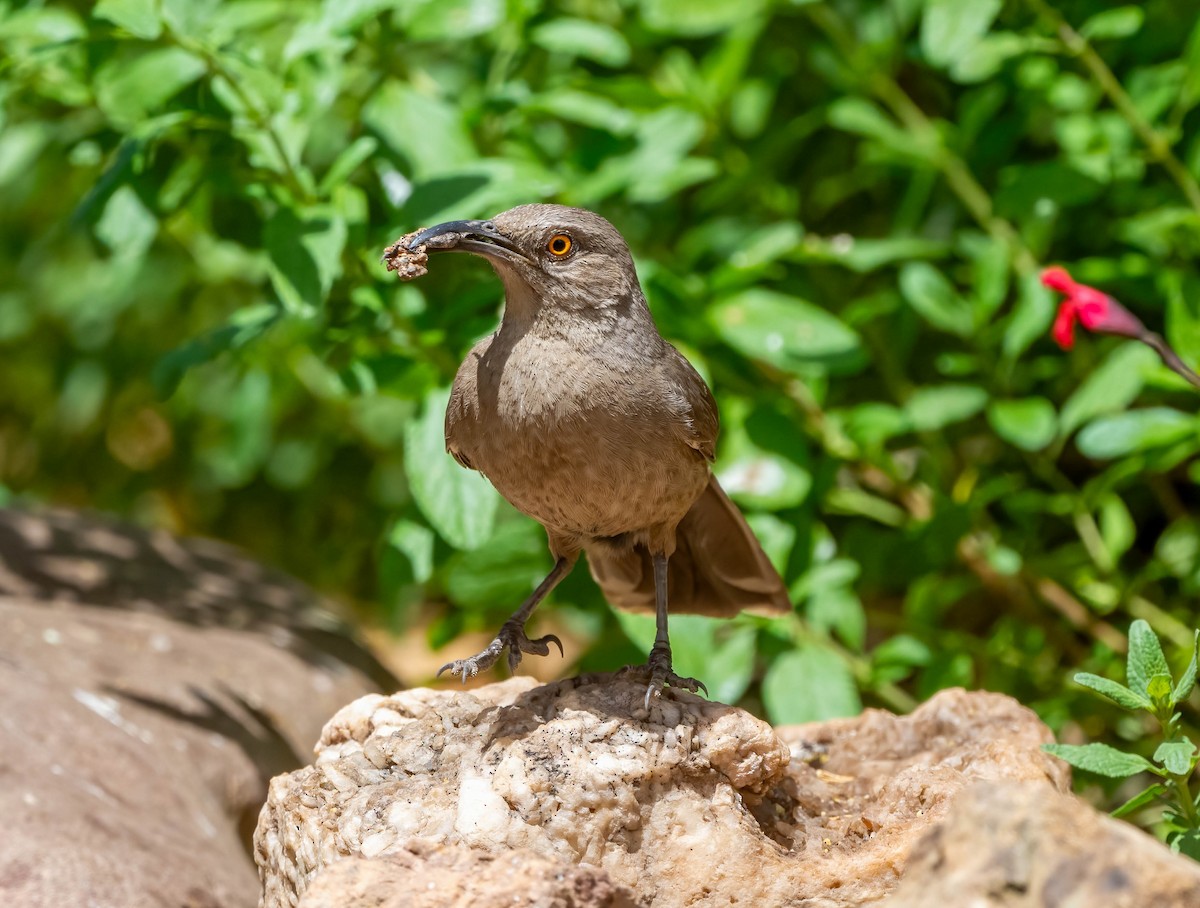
406;204;640;311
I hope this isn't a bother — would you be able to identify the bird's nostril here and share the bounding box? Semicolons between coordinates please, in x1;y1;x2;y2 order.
482;221;496;230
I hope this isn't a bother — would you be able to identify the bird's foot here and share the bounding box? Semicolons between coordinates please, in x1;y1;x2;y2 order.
436;619;563;683
621;645;709;711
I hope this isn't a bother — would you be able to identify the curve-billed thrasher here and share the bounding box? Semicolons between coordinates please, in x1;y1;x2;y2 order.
390;204;790;705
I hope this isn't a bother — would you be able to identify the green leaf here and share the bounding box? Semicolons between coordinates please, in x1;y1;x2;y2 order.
961;233;1010;321
871;635;932;684
1098;494;1136;565
899;263;974;336
838;402;911;447
743;512;796;575
1076;408;1196;459
94;0;162;39
1059;342;1157;437
397;0;503;40
159;0;220;38
1174;631;1199;703
1170;828;1200;860
1073;672;1150;710
921;0;1002;69
904;385;988;432
442;519;550;609
1165;271;1200;371
1042;743;1158;778
1148;673;1173;704
828;98;934;162
762;645;862;725
404;387;501;550
1080;6;1144;41
1128;619;1172;700
640;0;765;37
318;136;378;195
386;519;436;585
718;453;812;511
709;289;864;375
363;81;476;179
817;237;949;273
525;90;637;135
1154;739;1197;776
987;398;1058;451
0;122;49;189
808;586;867;652
264;207;347;312
95;185;157;259
320;0;397;33
1002;270;1055;358
531;18;631;67
666;618;756;705
1111;783;1168;819
94;47;207;127
950;32;1031;84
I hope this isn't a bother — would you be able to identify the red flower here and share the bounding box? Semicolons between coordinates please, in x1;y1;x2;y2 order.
1041;266;1145;349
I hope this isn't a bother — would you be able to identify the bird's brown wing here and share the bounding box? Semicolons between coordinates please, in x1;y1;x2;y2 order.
662;344;718;462
586;474;793;618
444;335;492;472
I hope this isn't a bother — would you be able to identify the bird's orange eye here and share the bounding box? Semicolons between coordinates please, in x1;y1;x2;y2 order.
547;234;572;256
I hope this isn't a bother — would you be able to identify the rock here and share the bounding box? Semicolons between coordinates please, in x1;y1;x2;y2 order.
768;686;1071;895
256;679;1066;908
0;507;390;908
298;843;638;908
884;781;1200;908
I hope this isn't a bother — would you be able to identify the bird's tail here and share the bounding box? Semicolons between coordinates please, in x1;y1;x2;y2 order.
584;475;793;618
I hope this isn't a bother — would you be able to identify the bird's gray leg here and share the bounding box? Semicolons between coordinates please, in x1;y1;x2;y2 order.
437;556;573;683
642;551;708;709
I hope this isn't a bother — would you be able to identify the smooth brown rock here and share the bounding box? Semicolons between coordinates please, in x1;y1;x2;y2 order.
256;680;1066;908
885;781;1200;907
0;508;389;908
298;843;638;908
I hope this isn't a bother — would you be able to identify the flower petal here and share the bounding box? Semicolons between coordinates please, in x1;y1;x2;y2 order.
1041;266;1077;295
1052;301;1078;349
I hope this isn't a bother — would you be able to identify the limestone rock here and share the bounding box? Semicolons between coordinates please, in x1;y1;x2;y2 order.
299;843;638;908
885;781;1200;907
256;679;1066;908
0;507;389;908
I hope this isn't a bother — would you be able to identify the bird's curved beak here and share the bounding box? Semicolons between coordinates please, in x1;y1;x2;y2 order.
408;219;528;265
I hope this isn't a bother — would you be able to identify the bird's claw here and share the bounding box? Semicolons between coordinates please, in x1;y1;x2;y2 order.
642;671;708;711
619;656;709;710
436;621;563;684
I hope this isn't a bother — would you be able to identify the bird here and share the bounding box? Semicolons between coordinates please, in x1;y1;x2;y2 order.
395;204;791;706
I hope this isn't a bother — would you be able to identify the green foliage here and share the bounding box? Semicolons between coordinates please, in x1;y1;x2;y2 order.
1045;621;1200;856
4;0;1200;741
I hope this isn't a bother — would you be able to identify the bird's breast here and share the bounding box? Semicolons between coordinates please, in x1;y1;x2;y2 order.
447;331;706;537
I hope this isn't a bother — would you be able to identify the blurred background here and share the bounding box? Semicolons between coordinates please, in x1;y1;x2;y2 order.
3;0;1200;762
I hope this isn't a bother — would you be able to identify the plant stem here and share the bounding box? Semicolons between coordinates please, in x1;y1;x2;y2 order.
1024;0;1200;218
1170;772;1200;828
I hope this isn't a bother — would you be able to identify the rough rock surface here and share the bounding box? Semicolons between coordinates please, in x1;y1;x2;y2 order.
299;843;638;908
0;507;389;908
886;781;1200;907
256;677;1066;908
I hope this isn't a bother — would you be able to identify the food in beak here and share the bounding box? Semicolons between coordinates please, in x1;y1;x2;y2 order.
381;230;429;281
381;228;464;281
